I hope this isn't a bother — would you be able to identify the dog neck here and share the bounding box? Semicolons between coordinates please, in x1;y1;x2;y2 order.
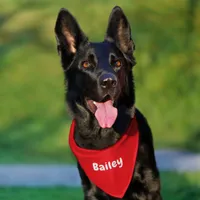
73;105;135;150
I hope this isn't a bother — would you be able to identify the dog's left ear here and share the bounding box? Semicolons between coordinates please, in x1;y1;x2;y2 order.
55;8;88;68
105;6;135;61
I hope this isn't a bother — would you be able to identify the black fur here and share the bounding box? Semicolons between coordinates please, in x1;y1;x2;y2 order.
55;6;162;200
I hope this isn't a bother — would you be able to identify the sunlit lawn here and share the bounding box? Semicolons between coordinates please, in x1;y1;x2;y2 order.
0;172;200;200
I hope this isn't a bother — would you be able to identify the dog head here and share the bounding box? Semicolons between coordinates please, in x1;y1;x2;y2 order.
55;6;136;129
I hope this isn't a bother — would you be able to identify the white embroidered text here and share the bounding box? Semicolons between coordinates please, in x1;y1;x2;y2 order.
92;157;123;171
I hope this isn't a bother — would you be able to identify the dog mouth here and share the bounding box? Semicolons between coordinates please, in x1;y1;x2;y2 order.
86;95;112;113
86;95;118;128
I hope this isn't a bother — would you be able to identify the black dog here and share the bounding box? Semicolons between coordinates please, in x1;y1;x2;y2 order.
55;6;162;200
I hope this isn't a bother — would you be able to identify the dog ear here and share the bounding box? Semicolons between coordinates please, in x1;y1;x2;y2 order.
55;8;88;67
105;6;135;59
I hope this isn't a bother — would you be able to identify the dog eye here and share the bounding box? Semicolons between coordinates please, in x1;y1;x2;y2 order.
82;61;90;68
114;60;122;68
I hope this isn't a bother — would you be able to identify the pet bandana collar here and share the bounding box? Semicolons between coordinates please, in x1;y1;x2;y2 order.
68;117;139;198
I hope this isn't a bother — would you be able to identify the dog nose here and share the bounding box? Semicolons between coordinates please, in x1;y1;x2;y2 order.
100;73;117;89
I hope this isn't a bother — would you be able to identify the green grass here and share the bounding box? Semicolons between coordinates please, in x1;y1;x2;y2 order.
0;172;200;200
161;172;200;200
0;0;200;163
0;187;83;200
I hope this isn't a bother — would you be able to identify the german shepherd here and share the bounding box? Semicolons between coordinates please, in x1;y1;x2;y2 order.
55;6;162;200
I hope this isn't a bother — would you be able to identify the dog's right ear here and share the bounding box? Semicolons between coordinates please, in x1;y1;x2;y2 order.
55;8;88;67
105;6;135;65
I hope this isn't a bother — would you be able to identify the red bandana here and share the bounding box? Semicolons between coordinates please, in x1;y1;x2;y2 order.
68;117;139;198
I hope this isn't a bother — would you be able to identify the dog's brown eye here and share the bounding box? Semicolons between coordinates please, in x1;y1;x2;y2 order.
114;60;122;68
82;61;90;68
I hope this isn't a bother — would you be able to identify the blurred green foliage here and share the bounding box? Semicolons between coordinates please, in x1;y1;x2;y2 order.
0;0;199;163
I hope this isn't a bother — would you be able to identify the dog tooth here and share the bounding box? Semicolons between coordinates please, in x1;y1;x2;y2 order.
93;101;96;105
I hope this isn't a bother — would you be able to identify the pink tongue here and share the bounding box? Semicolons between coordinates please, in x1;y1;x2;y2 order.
94;100;118;128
